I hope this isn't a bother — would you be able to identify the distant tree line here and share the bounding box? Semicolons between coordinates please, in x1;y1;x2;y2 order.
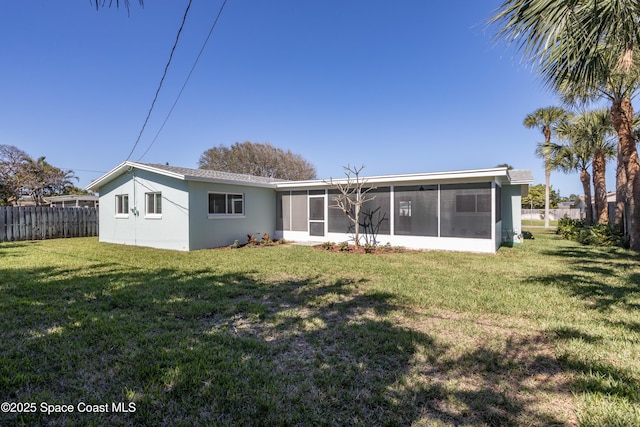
198;141;316;181
0;145;84;206
522;184;561;210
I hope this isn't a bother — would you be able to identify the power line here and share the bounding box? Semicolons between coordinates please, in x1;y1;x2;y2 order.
137;0;229;162
125;0;193;161
59;168;108;174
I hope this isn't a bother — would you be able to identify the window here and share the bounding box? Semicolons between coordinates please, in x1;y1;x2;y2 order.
208;193;244;216
399;201;412;217
455;194;491;213
116;194;129;216
146;192;162;216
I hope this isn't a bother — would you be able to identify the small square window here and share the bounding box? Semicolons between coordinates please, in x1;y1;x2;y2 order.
399;200;412;217
146;192;162;216
116;194;129;215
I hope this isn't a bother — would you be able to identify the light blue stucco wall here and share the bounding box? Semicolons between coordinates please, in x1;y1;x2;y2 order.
187;181;276;250
98;168;190;250
501;184;523;242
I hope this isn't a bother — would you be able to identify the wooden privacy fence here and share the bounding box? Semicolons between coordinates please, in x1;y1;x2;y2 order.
522;208;581;220
0;206;98;242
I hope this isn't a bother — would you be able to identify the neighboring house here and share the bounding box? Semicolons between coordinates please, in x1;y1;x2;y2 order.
15;195;99;208
86;161;533;253
44;195;99;209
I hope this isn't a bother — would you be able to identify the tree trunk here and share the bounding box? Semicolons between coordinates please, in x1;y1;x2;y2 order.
611;97;640;250
615;153;627;227
592;150;609;224
544;154;551;229
354;203;360;248
542;127;552;230
581;169;594;226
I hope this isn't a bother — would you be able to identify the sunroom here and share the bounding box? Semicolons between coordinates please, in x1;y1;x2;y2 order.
273;167;532;253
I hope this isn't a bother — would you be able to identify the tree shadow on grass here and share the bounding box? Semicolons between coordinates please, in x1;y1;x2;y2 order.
531;244;640;423
1;259;573;426
536;245;640;313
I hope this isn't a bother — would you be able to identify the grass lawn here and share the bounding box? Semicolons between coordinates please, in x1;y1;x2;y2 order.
1;231;639;426
521;219;559;227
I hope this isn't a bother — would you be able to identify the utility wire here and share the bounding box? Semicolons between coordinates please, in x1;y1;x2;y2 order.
125;0;193;161
137;0;229;162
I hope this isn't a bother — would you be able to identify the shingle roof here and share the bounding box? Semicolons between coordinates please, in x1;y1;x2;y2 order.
141;163;285;185
87;161;533;192
507;169;534;184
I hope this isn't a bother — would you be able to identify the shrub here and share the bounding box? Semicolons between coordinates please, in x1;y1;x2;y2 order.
321;241;335;251
556;216;585;240
260;233;273;245
556;215;627;248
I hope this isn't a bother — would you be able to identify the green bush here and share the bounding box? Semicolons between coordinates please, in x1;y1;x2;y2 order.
556;215;627;248
321;241;335;250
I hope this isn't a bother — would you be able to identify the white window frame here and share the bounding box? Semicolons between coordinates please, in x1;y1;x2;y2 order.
208;192;245;218
115;194;129;218
145;192;162;218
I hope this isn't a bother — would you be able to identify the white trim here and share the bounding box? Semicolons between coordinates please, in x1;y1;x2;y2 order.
207;214;246;219
145;192;162;218
308;193;326;238
274;167;513;189
115;194;129;216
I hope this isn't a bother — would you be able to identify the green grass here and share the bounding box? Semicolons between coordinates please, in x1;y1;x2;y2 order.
1;232;639;426
522;219;559;227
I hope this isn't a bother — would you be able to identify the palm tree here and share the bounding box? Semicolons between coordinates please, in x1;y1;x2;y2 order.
554;110;616;224
524;107;570;228
23;157;76;206
545;141;594;226
491;0;640;249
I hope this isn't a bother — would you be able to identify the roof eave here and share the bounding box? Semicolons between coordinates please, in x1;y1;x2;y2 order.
275;167;511;189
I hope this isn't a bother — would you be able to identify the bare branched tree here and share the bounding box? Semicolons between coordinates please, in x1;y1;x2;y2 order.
92;0;144;12
327;164;376;248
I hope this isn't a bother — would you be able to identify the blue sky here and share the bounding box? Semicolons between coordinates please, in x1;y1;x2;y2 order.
1;1;613;197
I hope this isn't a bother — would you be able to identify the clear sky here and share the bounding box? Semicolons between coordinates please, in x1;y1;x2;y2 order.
0;1;615;197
